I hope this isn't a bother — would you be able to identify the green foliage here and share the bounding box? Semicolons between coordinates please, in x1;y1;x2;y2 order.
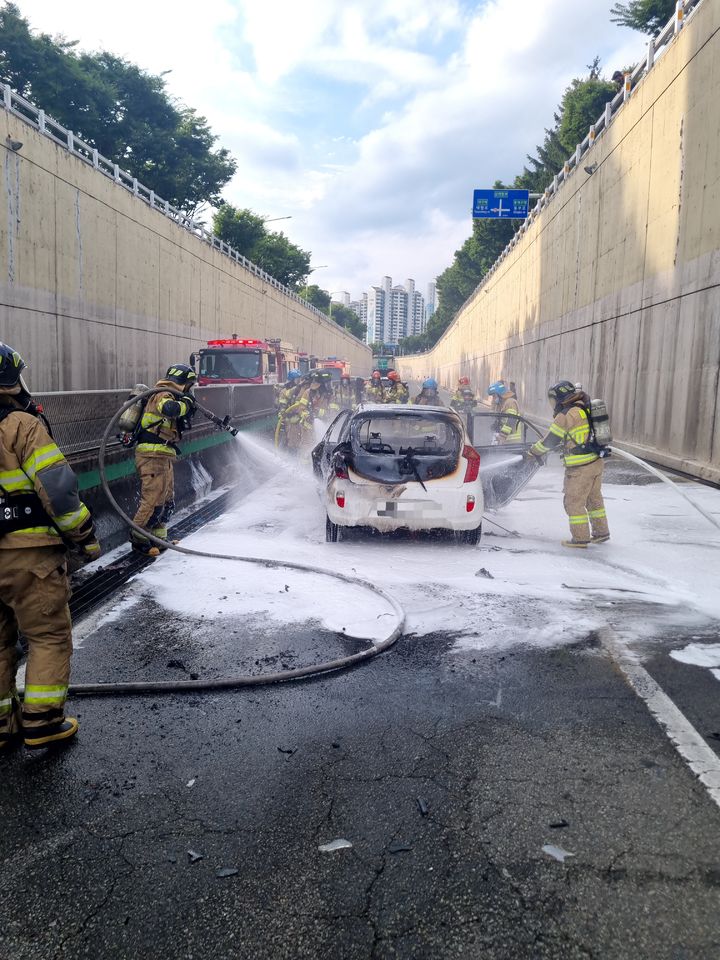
298;285;331;310
330;302;366;340
0;2;236;212
252;232;311;288
297;287;366;340
557;76;616;153
610;0;676;34
213;204;311;289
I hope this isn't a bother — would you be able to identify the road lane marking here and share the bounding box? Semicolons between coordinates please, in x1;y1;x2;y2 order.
601;627;720;810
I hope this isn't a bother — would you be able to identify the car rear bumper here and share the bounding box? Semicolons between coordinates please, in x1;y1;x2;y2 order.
326;479;482;531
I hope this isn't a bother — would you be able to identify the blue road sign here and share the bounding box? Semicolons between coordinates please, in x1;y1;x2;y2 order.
473;188;529;219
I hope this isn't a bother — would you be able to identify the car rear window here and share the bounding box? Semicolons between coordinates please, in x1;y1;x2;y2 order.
349;413;462;484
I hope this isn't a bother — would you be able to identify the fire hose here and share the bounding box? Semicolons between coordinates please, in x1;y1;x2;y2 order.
68;388;405;696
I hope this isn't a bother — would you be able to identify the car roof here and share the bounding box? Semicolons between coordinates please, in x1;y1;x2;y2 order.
353;402;459;416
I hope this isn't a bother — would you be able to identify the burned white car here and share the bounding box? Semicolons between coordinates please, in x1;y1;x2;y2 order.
312;404;484;544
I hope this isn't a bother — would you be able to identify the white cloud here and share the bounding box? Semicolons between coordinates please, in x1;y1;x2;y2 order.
17;0;642;300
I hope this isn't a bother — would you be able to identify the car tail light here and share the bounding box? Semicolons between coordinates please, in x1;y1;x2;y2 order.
336;491;346;508
334;460;349;479
466;495;476;512
463;445;480;483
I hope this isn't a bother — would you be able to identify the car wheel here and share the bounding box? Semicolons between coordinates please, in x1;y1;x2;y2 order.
325;516;341;542
458;524;481;546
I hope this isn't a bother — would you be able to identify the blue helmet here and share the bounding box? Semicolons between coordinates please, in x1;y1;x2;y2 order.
487;380;507;397
287;370;301;381
422;378;438;390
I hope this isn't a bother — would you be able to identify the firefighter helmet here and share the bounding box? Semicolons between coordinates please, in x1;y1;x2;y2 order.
458;376;470;386
487;380;507;397
547;380;577;405
165;364;198;387
422;378;438;390
0;342;26;387
387;370;400;381
371;371;382;380
287;370;301;381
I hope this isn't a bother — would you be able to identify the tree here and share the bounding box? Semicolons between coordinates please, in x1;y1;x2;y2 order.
298;285;331;311
557;74;616;153
610;0;676;34
213;205;267;256
330;303;366;341
0;3;236;213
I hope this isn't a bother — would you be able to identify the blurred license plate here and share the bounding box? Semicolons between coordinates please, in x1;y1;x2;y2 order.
376;500;441;517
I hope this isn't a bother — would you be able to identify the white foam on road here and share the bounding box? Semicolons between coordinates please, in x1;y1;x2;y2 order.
670;643;720;668
108;434;720;656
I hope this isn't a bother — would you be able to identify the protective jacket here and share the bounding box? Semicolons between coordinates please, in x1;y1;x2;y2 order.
0;400;96;551
450;389;476;411
136;380;194;457
412;391;438;406
277;383;300;414
385;383;409;404
497;394;522;442
530;401;598;467
365;382;385;403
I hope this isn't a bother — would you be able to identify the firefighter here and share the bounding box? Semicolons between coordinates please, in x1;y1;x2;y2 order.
0;343;100;750
450;377;476;413
365;371;385;403
338;374;355;409
384;370;409;404
281;379;318;452
412;378;440;406
275;370;304;447
526;380;610;548
488;381;522;443
313;373;340;420
131;364;197;555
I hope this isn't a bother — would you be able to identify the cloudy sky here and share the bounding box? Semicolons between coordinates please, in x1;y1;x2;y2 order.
19;0;640;300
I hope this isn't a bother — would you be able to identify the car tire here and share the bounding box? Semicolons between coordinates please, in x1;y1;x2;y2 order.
325;516;342;542
458;524;481;546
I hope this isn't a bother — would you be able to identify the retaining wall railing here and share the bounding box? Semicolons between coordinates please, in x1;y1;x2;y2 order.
0;88;364;348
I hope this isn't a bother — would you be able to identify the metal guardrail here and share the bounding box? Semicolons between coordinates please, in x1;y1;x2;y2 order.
37;384;277;458
0;88;364;348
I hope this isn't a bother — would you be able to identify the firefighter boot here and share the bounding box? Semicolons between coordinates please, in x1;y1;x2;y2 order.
0;696;22;752
591;534;610;543
24;713;79;750
561;539;589;549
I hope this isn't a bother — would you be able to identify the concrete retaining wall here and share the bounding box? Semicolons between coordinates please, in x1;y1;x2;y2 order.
0;110;371;392
400;0;720;484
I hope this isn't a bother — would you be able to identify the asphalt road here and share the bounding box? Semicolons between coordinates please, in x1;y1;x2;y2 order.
2;607;720;959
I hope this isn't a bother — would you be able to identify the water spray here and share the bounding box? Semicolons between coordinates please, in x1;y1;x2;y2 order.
62;389;405;697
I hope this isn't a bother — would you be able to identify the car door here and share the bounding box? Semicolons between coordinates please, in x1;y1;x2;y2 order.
466;409;544;510
312;409;352;477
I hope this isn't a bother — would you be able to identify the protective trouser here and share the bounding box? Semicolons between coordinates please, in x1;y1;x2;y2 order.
132;454;175;544
562;458;609;542
0;547;72;739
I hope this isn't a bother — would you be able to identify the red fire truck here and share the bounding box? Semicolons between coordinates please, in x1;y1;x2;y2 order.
192;336;302;385
318;358;351;380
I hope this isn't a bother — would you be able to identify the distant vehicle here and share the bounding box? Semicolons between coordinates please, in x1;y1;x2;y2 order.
312;403;484;544
192;336;301;385
319;358;351;380
373;354;395;373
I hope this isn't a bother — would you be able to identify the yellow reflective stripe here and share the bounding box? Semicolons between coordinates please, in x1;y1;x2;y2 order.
54;503;90;533
12;526;60;536
500;424;512;434
158;396;189;417
0;697;14;715
21;444;64;480
549;423;566;439
564;453;598;466
569;515;588;524
0;469;32;492
136;443;176;455
588;508;606;518
140;412;168;429
23;684;68;704
533;441;550;454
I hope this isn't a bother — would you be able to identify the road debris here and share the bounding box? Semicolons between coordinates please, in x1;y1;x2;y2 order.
318;838;353;852
475;568;494;579
216;867;239;878
542;844;575;863
186;778;196;788
187;849;204;863
416;797;429;816
388;842;412;854
549;819;569;829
